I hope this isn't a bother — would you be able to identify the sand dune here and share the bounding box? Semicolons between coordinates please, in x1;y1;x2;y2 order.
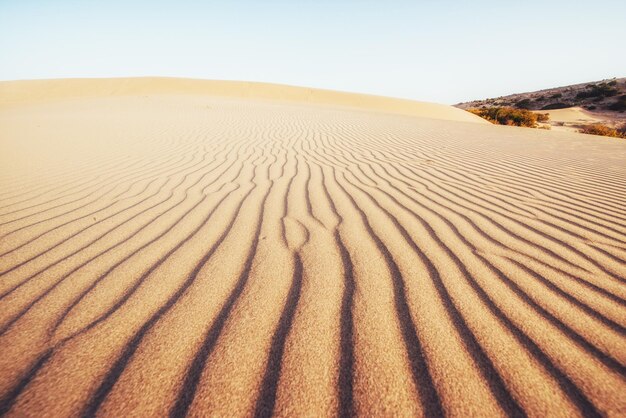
0;78;485;124
535;107;608;133
0;78;625;417
541;107;604;124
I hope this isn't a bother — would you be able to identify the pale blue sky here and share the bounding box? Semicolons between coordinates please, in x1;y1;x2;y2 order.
1;0;625;103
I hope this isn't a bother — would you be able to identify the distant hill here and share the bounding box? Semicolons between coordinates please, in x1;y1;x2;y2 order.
455;77;626;113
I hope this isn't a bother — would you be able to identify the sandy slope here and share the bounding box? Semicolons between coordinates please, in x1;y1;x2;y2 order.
534;107;608;133
0;78;485;124
0;79;625;417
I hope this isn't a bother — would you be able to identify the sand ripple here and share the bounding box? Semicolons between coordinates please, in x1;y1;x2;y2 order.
0;81;625;417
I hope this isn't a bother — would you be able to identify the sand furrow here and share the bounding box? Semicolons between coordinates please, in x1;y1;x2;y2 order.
1;83;625;417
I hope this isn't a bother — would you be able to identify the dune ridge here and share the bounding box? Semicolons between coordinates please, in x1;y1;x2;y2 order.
0;77;486;123
0;79;625;417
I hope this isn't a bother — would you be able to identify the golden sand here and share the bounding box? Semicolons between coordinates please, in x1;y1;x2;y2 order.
0;79;624;417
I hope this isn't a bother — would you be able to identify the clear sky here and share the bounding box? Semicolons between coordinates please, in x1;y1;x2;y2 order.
1;0;625;104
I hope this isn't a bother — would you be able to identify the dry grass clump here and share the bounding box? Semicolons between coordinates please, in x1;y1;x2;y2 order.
468;107;548;128
579;123;626;139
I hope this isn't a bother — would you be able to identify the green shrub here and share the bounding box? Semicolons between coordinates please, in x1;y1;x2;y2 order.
468;107;540;127
541;102;572;110
579;123;626;139
576;91;597;99
577;83;619;99
608;95;626;112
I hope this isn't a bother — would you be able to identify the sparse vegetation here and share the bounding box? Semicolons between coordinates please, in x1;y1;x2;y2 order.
541;102;572;110
579;123;626;139
457;79;626;135
608;95;626;112
576;82;619;99
468;107;546;128
457;78;624;114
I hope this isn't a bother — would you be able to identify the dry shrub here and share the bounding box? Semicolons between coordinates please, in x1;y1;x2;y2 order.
467;107;541;127
579;123;626;139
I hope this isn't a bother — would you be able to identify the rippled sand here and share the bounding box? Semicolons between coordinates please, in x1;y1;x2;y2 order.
0;79;625;417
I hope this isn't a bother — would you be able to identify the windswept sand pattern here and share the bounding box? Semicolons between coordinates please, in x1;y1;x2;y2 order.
0;84;625;417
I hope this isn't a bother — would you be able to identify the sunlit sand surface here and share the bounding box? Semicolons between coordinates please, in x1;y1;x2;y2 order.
0;78;625;417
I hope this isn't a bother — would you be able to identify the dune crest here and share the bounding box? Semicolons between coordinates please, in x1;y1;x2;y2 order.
0;77;486;123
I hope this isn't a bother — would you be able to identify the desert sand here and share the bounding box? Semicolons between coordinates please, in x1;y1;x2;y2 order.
534;107;609;133
0;78;625;417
